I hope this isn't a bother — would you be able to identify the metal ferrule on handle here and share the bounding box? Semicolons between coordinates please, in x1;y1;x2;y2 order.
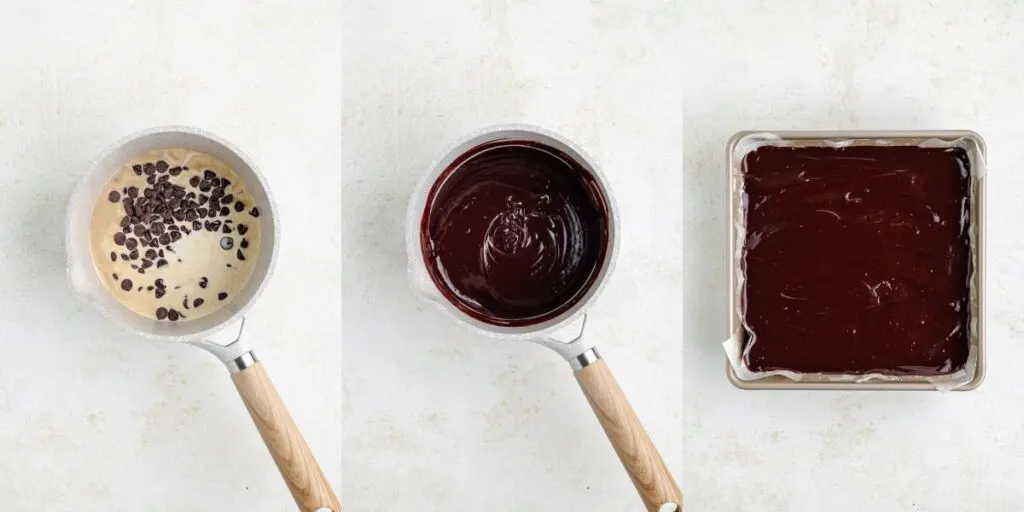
227;350;260;373
570;347;602;371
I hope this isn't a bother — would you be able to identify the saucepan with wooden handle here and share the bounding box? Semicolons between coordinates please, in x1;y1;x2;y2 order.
67;126;340;511
406;124;681;512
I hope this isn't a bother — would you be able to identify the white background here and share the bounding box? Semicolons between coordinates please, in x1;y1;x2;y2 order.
0;2;341;510
342;0;682;510
684;1;1024;511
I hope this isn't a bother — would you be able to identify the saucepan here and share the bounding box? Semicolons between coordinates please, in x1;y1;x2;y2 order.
406;124;681;512
66;126;340;512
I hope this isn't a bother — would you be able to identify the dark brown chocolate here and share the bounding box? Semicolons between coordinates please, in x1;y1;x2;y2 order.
422;140;609;326
741;145;971;375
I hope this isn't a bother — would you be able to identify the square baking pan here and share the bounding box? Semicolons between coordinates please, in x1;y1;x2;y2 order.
725;131;986;390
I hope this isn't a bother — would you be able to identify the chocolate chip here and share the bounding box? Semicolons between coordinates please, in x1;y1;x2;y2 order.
173;210;186;222
167;224;179;232
150;222;165;235
141;259;153;269
218;292;228;300
182;297;189;310
120;216;131;228
156;160;169;173
204;170;216;180
124;204;135;217
155;278;165;289
125;238;138;250
220;237;234;250
129;250;138;260
133;164;143;175
168;309;179;321
144;188;154;198
236;249;245;261
158;233;171;245
170;230;182;242
113;232;126;245
147;286;154;291
185;209;198;221
192;220;202;231
146;175;156;185
211;177;222;189
144;163;156;175
219;206;230;216
199;195;209;205
222;224;232;234
189;176;201;187
199;277;208;288
120;279;133;291
221;194;234;204
133;225;147;237
198;208;208;218
234;201;245;212
158;174;170;183
237;224;248;235
113;273;118;280
155;288;166;299
120;253;129;261
169;166;182;176
199;181;211;193
182;227;191;235
145;249;157;259
159;249;165;257
156;259;168;268
122;227;132;234
240;238;249;249
249;207;260;217
221;178;231;187
137;286;143;291
108;191;121;203
155;307;168;319
138;268;146;274
127;186;139;198
193;298;204;308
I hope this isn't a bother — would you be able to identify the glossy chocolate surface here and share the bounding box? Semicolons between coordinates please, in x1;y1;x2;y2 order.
422;140;608;326
741;145;971;374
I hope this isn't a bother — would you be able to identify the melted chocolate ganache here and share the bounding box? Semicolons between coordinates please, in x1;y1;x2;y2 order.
742;145;971;375
422;140;609;326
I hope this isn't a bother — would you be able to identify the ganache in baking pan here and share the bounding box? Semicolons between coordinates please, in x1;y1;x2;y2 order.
741;145;971;375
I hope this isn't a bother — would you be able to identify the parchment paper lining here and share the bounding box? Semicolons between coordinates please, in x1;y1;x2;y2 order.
723;132;984;391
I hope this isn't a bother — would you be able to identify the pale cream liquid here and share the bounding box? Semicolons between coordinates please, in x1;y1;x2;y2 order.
89;148;262;321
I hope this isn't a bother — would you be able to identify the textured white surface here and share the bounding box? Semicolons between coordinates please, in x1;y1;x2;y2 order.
684;2;1024;511
342;0;682;510
0;2;341;510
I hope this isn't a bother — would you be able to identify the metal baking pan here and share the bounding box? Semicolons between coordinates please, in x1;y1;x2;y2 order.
726;131;986;390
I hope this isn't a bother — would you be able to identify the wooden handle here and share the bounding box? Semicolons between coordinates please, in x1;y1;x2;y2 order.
232;361;341;512
575;359;683;512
